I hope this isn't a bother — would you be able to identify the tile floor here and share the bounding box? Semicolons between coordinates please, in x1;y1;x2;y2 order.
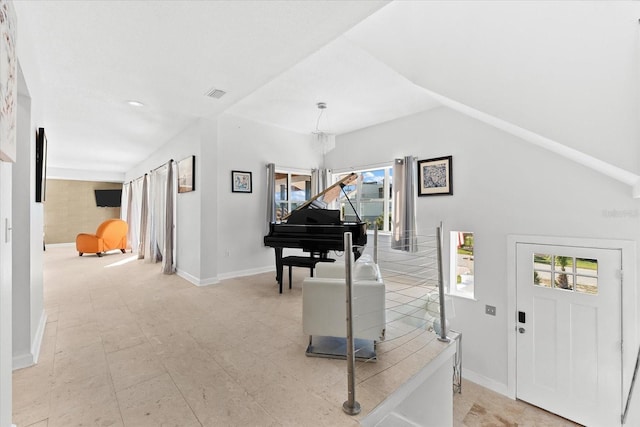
12;247;580;426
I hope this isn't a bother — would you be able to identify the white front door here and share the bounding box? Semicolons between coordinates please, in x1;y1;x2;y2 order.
516;243;621;426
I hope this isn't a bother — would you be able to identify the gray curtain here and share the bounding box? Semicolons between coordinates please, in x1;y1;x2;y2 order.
138;174;148;259
311;168;329;196
391;156;417;252
162;160;175;274
265;163;276;235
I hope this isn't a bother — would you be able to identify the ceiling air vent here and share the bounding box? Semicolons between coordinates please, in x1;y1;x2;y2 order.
205;88;227;99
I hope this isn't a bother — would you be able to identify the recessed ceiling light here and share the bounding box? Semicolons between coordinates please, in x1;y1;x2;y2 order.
127;100;145;107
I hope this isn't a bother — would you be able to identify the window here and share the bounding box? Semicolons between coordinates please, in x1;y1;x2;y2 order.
334;167;393;232
449;231;474;299
274;171;311;220
533;254;598;295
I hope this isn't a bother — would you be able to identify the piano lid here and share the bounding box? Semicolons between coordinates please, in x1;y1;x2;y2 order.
281;172;358;221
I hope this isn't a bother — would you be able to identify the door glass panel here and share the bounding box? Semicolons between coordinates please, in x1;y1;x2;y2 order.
534;270;552;287
576;258;598;294
554;256;574;272
554;271;574;290
576;275;598;295
577;258;598;276
534;254;552;269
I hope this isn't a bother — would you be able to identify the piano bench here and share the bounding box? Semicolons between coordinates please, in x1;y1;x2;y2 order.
280;256;335;293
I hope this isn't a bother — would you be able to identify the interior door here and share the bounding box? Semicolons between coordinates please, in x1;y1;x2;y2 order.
516;243;621;426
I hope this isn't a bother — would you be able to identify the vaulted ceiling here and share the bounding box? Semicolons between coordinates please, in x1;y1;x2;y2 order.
13;1;640;192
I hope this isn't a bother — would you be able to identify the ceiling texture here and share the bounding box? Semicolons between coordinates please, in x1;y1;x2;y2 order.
12;1;640;191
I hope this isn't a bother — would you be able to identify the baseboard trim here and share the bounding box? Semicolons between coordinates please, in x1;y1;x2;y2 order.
12;352;33;371
45;242;74;248
217;265;273;281
12;311;47;371
462;368;510;398
177;265;274;287
31;311;47;364
176;269;220;287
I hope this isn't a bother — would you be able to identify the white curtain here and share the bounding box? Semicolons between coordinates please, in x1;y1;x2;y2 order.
128;178;142;255
138;174;149;259
392;156;417;252
144;160;177;273
265;162;276;235
120;182;133;252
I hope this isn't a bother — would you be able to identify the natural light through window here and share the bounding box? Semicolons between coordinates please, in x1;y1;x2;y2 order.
275;171;311;220
336;167;392;232
449;231;474;299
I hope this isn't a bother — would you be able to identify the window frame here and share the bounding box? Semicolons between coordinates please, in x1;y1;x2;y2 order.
448;231;475;300
274;168;312;221
331;164;393;233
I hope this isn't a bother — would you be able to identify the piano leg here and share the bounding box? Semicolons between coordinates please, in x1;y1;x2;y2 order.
274;248;283;293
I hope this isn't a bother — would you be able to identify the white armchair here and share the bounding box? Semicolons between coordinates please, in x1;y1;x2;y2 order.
302;258;386;346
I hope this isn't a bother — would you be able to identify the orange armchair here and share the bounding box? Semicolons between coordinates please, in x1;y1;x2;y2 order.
76;219;128;257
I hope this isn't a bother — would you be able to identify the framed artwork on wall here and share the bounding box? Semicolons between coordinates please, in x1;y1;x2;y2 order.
0;1;17;163
231;170;252;193
177;155;195;193
417;155;453;196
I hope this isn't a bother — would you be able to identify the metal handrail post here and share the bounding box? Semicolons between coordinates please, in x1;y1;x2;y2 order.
437;223;450;343
342;232;361;415
373;227;378;264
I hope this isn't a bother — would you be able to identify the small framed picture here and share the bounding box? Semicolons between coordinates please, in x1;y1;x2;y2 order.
418;156;453;196
177;155;195;193
231;170;252;193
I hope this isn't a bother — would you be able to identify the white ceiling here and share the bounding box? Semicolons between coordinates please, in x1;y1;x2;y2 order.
13;1;640;184
13;0;390;174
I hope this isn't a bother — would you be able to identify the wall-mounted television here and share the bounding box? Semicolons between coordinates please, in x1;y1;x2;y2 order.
94;189;122;207
35;127;47;203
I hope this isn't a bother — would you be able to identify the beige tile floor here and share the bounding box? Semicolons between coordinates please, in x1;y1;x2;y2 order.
12;247;580;427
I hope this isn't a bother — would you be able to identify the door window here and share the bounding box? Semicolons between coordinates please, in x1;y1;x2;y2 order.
533;253;598;295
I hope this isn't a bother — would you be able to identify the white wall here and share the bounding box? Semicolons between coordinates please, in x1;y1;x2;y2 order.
329;106;640;391
216;113;319;278
124;113;321;284
125;120;203;283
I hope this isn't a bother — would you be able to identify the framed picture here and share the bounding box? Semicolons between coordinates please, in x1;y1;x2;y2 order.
231;170;252;193
0;1;17;163
417;155;452;196
177;155;195;193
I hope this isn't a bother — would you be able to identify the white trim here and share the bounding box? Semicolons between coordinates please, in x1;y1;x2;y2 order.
177;266;274;287
30;311;47;364
462;368;510;398
331;160;393;175
274;166;312;175
217;265;274;281
46;242;74;248
12;312;47;371
12;352;33;371
506;234;637;404
176;269;219;287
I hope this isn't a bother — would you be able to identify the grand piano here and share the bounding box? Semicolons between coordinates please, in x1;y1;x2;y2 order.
263;173;367;290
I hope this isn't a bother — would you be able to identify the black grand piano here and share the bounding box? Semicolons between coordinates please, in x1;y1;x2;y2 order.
264;173;367;292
